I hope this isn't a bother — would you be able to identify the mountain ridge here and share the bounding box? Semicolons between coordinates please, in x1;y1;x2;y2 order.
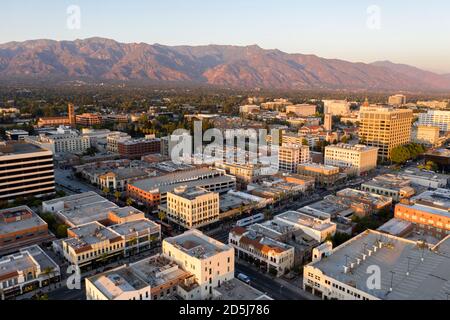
1;37;449;91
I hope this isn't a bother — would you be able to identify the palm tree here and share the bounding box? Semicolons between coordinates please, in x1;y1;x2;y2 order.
158;211;166;222
102;187;110;195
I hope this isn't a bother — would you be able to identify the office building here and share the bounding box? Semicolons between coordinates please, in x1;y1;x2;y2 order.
118;138;161;159
394;188;450;238
278;143;311;173
417;110;450;132
25;126;91;154
165;186;219;229
127;168;236;207
76;113;103;127
286;104;317;117
388;94;407;106
324;144;378;175
0;142;55;202
323;100;351;116
359;106;413;161
163;229;235;299
414;125;443;147
297;163;341;187
106;132;132;153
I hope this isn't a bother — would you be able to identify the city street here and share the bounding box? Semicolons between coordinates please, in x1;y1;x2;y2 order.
235;262;315;300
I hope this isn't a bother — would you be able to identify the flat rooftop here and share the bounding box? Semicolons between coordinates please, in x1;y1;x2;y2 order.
303;198;353;217
66;222;121;249
362;174;412;189
326;143;378;152
130;255;189;288
310;230;450;300
0;245;58;280
0;142;50;156
164;230;231;259
337;188;392;206
109;219;160;236
214;278;272;300
377;218;413;236
90;266;148;299
0;206;47;235
44;192;119;226
169;186;213;200
130;167;223;191
276;211;335;231
401;168;449;182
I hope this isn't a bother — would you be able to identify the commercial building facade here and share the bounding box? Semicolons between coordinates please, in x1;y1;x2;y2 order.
0;142;55;202
325;144;378;175
359;106;413;161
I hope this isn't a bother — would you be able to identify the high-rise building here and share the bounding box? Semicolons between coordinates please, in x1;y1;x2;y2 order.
0;142;55;202
417;110;450;132
278;143;311;173
359;106;413;161
324;113;332;131
388;94;407;106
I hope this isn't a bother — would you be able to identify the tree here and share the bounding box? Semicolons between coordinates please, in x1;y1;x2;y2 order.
56;225;68;238
391;146;411;164
341;136;349;144
302;138;309;146
158;211;166;222
102;187;110;195
114;191;121;202
126;198;134;206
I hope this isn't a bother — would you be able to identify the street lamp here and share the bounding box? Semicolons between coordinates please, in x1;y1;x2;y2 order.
389;271;395;292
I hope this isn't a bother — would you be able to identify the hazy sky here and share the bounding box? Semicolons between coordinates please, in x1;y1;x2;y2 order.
1;0;450;73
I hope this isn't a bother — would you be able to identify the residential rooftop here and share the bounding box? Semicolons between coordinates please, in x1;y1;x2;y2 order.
309;230;450;300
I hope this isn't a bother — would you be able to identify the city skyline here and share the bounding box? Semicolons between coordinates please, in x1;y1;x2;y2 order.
1;0;450;73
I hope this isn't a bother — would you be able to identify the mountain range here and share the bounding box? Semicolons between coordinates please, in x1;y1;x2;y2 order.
0;37;449;92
